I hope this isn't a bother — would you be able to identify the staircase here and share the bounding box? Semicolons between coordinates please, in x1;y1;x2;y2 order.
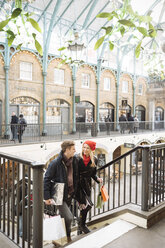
67;219;136;248
43;219;136;248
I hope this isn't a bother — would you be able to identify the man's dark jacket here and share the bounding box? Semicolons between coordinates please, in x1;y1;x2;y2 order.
44;151;80;202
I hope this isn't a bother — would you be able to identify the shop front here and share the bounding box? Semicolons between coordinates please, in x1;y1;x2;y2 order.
135;105;145;129
99;102;114;131
46;99;70;135
0;100;2;135
155;107;164;129
10;97;40;137
76;101;94;132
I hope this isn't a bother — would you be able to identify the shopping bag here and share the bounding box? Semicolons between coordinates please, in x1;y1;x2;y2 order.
43;215;66;241
51;181;64;205
96;192;103;208
100;185;109;202
44;203;57;216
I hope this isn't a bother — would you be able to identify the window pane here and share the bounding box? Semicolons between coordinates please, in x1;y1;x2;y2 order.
20;61;32;80
122;81;128;93
82;73;90;88
54;68;64;85
138;84;143;95
104;77;111;91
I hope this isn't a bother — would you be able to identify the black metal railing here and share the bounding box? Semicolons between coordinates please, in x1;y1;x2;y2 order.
0;143;165;247
1;121;165;145
0;153;45;248
90;143;165;221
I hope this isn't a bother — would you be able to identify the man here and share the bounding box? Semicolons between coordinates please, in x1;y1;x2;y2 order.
105;115;112;135
44;140;79;244
127;113;134;134
18;114;27;143
119;112;127;134
10;112;18;141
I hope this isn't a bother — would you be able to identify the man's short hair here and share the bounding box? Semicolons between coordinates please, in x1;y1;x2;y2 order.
61;140;75;152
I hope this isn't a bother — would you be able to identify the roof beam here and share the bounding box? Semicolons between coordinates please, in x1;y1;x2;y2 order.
82;0;99;30
37;0;54;22
43;0;62;70
89;20;109;44
0;0;6;9
53;0;74;29
23;2;29;10
85;0;110;31
64;0;93;36
144;0;162;15
158;0;165;23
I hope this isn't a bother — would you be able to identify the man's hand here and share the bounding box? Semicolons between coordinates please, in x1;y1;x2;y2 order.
45;199;52;205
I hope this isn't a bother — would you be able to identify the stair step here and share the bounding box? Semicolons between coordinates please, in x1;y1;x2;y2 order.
66;219;136;248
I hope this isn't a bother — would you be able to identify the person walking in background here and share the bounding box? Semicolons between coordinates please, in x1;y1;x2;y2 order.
134;115;139;133
10;112;18;141
127;113;134;134
17;114;27;143
105;115;112;135
44;140;80;244
119;112;127;134
76;140;102;234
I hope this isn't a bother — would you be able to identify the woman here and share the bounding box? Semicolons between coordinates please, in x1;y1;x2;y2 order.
76;140;102;234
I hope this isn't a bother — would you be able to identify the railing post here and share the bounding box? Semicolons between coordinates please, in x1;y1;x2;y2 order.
141;146;150;211
32;162;45;248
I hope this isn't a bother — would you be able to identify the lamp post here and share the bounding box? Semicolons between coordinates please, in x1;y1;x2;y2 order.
67;30;85;63
67;30;85;133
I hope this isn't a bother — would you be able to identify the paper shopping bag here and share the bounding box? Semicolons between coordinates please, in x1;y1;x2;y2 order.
100;185;109;202
43;215;66;241
96;192;103;208
51;181;65;205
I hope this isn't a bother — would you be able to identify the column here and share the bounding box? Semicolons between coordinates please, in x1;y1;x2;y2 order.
133;47;136;116
42;71;47;136
4;65;10;138
133;84;135;116
42;13;47;136
148;100;155;130
72;65;76;133
96;59;101;132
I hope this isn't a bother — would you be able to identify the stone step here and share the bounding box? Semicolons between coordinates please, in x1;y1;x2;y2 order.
65;219;136;248
0;233;18;248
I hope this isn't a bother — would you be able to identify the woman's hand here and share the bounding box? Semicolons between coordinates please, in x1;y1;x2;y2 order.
98;177;103;183
79;203;86;210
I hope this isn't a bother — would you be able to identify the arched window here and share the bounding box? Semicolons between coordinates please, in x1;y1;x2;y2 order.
76;101;94;123
155;107;164;129
47;99;70;123
155;107;164;121
99;102;114;122
135;105;145;121
0;100;2;135
10;97;39;124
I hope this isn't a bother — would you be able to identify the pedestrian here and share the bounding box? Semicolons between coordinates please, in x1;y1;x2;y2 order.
76;140;102;234
105;115;112;135
127;113;134;134
119;112;127;134
10;112;18;141
18;114;27;143
134;115;139;133
44;140;79;244
14;176;33;239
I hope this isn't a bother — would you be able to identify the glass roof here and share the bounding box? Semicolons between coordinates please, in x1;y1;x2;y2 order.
0;0;165;76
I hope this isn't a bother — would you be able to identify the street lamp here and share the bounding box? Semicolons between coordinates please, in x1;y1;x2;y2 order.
67;30;85;133
67;30;85;64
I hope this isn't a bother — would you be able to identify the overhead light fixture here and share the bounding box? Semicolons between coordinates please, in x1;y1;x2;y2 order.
67;29;85;64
